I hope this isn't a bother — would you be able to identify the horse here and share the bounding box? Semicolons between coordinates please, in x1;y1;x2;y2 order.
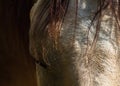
29;0;120;86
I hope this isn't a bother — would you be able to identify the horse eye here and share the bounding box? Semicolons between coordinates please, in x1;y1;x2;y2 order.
32;57;48;69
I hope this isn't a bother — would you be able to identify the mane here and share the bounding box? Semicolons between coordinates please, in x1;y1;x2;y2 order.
30;0;120;66
30;0;69;65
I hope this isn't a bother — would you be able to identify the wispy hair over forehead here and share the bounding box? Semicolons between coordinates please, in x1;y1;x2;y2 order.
30;0;120;65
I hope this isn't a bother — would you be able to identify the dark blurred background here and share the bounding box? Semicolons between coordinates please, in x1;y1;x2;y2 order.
0;0;37;86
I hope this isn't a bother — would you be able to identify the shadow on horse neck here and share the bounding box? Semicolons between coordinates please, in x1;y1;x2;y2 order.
0;0;37;86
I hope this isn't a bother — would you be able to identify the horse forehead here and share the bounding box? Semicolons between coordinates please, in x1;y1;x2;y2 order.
69;0;98;8
61;0;117;54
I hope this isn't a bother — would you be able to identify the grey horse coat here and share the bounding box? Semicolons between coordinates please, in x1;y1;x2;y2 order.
29;0;120;86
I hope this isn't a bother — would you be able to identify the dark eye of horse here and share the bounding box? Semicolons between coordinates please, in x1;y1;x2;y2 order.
32;57;48;69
